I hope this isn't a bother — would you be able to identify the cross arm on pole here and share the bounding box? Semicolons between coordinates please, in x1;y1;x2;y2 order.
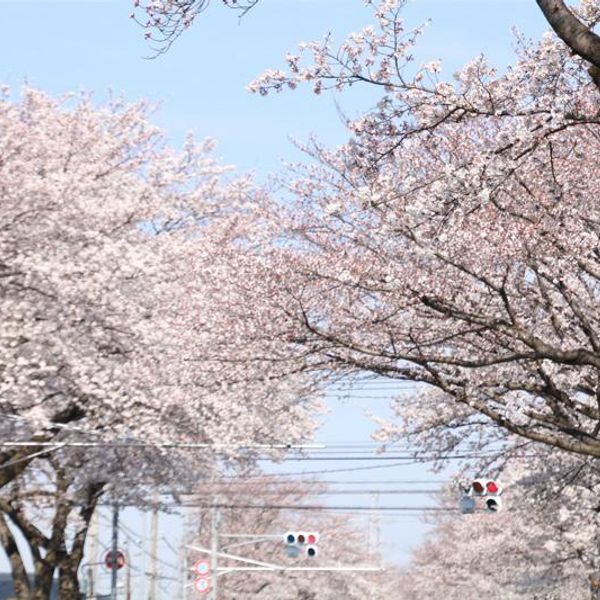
216;566;385;573
185;543;285;571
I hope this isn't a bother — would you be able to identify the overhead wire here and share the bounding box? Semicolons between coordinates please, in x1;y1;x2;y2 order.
222;460;464;478
128;503;457;512
186;478;450;486
185;489;440;496
0;439;508;460
98;513;180;572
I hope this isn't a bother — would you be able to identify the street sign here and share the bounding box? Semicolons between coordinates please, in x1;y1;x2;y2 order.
104;550;126;571
194;577;210;593
193;559;211;594
194;560;210;575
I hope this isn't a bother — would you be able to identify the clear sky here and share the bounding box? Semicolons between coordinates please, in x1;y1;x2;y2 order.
1;0;547;176
1;0;549;597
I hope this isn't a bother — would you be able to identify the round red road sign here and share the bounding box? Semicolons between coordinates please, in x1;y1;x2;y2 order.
194;577;210;593
194;560;210;575
104;550;126;570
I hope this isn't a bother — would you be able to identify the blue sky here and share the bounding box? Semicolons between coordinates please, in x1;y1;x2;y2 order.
1;0;549;595
1;0;547;176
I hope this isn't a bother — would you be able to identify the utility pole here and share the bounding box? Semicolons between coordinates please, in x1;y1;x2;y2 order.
210;501;221;600
87;509;99;600
149;495;159;600
125;539;132;600
110;503;119;600
367;495;373;556
180;546;188;600
374;492;381;565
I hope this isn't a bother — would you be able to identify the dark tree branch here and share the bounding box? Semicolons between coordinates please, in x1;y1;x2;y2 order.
0;514;30;598
536;0;600;88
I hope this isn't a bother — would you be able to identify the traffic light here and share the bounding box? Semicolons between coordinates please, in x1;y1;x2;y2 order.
284;532;319;558
470;479;503;512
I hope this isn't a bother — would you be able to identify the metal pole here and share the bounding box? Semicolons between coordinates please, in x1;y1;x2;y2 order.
88;509;99;600
210;502;220;600
126;539;132;600
181;547;188;600
374;491;381;565
149;496;159;600
110;503;119;600
367;493;373;556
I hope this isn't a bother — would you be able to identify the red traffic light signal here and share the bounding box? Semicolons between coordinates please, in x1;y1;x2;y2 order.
472;479;502;497
486;481;499;494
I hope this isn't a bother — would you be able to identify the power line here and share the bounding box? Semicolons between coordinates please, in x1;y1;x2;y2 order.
222;460;459;478
189;479;450;487
98;514;180;572
0;441;324;450
135;503;458;512
185;490;440;496
0;441;507;462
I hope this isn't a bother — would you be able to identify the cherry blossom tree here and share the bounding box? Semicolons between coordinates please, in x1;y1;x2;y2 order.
397;450;600;599
0;455;105;599
130;0;259;54
0;87;323;599
131;0;600;88
167;0;600;461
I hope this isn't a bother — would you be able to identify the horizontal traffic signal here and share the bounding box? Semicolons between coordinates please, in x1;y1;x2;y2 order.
284;531;319;558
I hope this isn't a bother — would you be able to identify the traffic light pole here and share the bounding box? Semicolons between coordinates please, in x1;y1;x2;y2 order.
186;543;384;576
87;510;99;600
181;548;188;600
110;503;119;600
210;502;220;600
149;496;159;600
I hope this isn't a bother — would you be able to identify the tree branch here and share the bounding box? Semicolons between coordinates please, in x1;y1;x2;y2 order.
536;0;600;88
0;514;31;597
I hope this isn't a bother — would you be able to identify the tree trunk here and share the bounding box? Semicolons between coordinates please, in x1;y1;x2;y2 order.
0;514;31;599
57;559;81;600
31;560;55;600
591;574;600;600
536;0;600;88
